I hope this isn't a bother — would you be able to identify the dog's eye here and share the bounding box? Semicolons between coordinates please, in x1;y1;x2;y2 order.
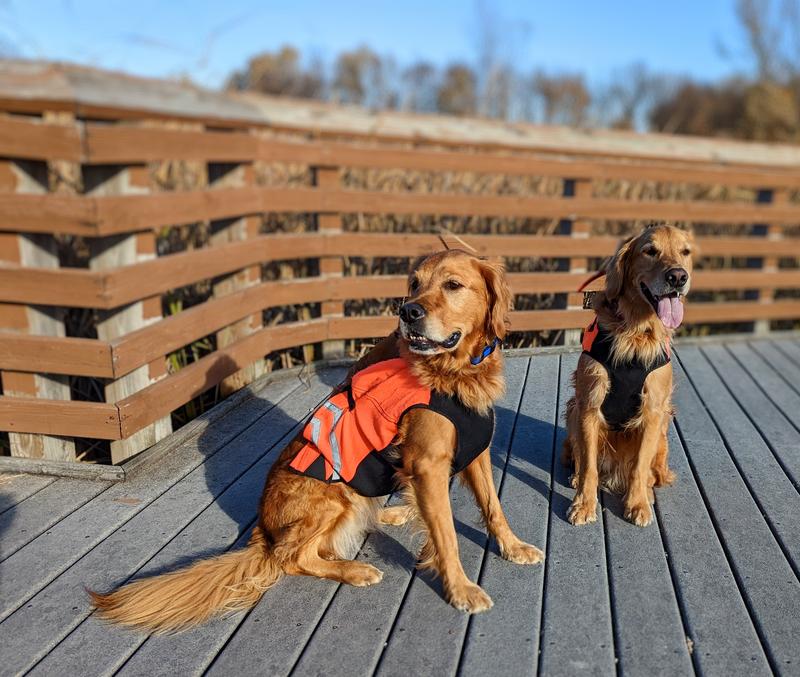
681;248;691;256
644;246;659;257
444;280;463;291
409;277;419;292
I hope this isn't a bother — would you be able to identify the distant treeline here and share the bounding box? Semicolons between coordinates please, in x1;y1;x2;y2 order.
226;0;800;142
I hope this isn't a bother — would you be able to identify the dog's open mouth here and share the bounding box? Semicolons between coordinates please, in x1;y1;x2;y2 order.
404;329;462;353
640;283;684;329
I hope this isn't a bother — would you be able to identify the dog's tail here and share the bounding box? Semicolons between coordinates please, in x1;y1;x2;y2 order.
89;526;281;633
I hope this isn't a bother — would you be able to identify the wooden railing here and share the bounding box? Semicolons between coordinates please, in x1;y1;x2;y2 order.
1;68;799;465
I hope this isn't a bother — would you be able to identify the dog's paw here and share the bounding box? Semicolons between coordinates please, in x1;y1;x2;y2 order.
568;473;580;489
567;497;597;525
447;582;494;614
379;505;413;527
343;562;384;587
624;502;653;527
501;540;544;565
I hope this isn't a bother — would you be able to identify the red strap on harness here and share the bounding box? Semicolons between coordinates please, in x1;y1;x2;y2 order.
578;269;607;292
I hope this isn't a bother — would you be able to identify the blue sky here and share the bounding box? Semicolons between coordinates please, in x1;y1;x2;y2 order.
0;1;748;89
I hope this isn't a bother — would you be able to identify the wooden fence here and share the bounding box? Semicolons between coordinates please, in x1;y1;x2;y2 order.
1;64;799;466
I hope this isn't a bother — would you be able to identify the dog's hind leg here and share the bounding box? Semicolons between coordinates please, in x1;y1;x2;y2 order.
461;449;543;565
651;422;675;487
379;504;414;526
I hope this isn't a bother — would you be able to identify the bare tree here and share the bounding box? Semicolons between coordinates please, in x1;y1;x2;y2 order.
226;46;324;99
436;63;478;116
401;61;438;112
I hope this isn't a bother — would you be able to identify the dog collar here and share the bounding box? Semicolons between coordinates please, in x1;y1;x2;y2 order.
470;338;501;365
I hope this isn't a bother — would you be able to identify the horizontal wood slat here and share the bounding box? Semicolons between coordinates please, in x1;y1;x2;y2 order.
82;127;800;189
3;186;800;236
0;115;82;162
0;334;113;377
0;397;121;439
116;319;329;435
2;234;799;309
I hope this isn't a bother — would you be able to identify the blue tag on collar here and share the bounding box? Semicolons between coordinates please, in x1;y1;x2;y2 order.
470;338;501;365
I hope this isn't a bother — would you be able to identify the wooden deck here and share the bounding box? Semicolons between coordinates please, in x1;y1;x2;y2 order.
1;337;800;677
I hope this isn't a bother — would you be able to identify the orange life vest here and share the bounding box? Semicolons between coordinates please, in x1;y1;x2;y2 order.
289;357;495;496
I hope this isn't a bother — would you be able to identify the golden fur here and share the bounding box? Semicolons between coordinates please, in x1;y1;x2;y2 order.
89;250;541;632
563;224;695;527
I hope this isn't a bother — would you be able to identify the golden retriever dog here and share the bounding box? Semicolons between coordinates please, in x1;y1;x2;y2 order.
563;224;694;527
90;249;542;633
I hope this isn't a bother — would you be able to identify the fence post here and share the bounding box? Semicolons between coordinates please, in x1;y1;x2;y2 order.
312;164;345;359
0;158;76;460
208;154;265;395
754;187;783;336
86;164;172;463
563;178;593;346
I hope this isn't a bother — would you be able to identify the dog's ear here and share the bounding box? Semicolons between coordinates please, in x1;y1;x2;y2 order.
604;236;636;301
478;258;513;340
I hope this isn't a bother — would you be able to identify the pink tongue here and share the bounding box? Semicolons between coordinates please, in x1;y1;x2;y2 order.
657;296;684;329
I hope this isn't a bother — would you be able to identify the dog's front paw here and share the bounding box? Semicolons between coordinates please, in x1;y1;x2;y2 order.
446;581;494;614
501;540;544;565
567;497;597;525
624;502;653;527
343;562;384;587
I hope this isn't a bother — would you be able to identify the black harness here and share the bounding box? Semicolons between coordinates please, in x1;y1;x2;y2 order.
582;318;670;431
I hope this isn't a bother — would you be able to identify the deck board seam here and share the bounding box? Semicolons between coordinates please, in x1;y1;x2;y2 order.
688;347;800;582
455;357;532;676
651;478;699;677
0;483;110;564
772;341;800;371
0;476;56;517
671;411;780;675
720;344;800;486
600;490;620;677
535;353;562;677
0;382;305;631
747;341;800;421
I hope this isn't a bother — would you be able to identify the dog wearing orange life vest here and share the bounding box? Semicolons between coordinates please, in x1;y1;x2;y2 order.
563;224;694;527
89;249;542;632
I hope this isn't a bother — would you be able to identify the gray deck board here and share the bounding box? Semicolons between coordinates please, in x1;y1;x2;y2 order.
458;355;557;677
673;351;800;673
538;351;617;677
1;338;799;676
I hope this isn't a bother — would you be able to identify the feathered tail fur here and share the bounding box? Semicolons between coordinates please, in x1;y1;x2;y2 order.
89;527;280;634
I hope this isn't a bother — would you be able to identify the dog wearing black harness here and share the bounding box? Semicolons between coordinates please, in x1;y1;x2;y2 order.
563;224;695;527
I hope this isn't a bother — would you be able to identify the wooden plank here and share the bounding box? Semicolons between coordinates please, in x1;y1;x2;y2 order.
746;340;800;429
6;185;800;237
773;338;800;367
0;478;110;562
86;165;171;462
0;265;107;307
0;115;82;162
0;192;98;236
0;473;54;516
0;159;76;460
0;456;124;481
537;351;617;676
706;343;800;488
680;345;800;565
111;278;332;377
0;372;299;624
116;320;329;436
26;373;336;677
672;352;800;670
459;355;556;676
0;397;120;439
0;333;113;377
655;421;771;675
602;482;693;675
32;371;341;677
0;371;313;672
85;126;800;188
85;124;258;163
208;160;265;396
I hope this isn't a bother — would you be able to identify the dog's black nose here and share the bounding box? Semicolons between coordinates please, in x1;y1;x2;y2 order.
665;267;689;289
400;302;426;323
